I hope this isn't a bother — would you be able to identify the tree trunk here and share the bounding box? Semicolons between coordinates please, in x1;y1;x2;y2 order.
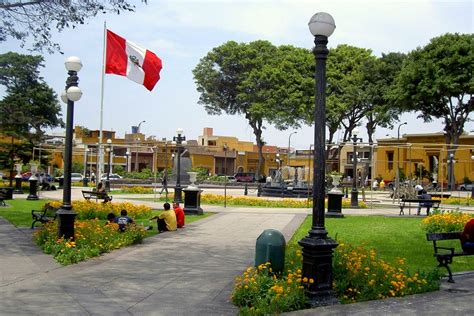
248;116;264;180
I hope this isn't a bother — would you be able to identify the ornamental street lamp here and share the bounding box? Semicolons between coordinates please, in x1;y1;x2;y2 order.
83;148;89;178
288;131;297;167
298;12;339;307
396;122;407;201
13;163;23;194
57;56;82;240
447;152;456;191
105;139;112;191
125;150;130;173
224;144;228;208
135;120;145;172
350;128;363;207
173;128;186;203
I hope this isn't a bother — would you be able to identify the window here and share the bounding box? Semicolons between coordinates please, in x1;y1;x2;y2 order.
387;152;394;170
208;140;216;146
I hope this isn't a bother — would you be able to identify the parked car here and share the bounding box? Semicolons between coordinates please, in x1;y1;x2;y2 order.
58;173;83;182
101;173;123;181
458;183;474;191
234;172;255;183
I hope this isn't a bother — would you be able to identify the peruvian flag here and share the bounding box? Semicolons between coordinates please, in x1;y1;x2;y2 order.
105;30;163;91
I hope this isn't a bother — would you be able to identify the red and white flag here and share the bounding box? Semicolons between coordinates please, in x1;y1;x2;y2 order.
105;30;163;91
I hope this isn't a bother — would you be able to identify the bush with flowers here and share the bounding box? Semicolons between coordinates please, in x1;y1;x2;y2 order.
48;200;152;220
421;210;473;233
437;197;473;206
231;242;440;314
119;186;154;194
200;194;367;208
34;219;146;265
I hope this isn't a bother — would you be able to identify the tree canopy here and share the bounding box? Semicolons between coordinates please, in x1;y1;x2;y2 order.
193;40;314;177
0;52;62;177
390;33;473;148
0;0;146;53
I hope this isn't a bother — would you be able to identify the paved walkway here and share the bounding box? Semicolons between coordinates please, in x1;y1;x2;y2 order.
0;188;473;315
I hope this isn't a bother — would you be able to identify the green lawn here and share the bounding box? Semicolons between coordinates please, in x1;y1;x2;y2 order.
0;199;213;232
290;215;474;274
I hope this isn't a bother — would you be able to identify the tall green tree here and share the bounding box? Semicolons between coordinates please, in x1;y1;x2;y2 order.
326;45;376;144
0;52;62;184
364;52;406;144
193;41;313;178
390;33;473;186
0;0;147;53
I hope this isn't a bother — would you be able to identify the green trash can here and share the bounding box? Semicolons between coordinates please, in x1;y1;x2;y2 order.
255;229;286;274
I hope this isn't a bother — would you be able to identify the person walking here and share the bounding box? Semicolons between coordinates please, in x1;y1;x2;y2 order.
160;173;168;195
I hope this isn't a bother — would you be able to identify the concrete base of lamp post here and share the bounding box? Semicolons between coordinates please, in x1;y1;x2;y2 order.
183;188;203;215
27;179;39;200
350;189;359;208
174;186;183;204
14;177;23;194
298;235;339;307
326;191;344;218
57;207;77;240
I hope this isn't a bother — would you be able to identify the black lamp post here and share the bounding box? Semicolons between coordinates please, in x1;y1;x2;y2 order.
298;12;339;307
288;131;297;167
105;139;112;191
173;128;186;203
135;120;145;172
57;56;82;240
447;152;456;191
224;144;228;208
350;129;362;207
396;122;407;200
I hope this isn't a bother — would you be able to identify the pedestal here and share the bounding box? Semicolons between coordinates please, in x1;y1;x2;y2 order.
57;206;77;240
14;177;23;194
298;235;339;307
183;188;203;215
27;179;39;200
326;191;344;218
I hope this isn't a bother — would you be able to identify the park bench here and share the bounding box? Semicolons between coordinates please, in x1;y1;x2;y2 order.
426;232;473;283
0;190;5;206
399;198;441;216
82;190;112;203
429;193;451;199
31;204;58;229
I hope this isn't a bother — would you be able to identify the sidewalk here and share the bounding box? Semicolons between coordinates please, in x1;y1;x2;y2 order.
0;188;473;315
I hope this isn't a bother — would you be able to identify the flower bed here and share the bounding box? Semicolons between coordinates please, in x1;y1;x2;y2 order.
34;220;146;265
231;243;439;315
119;186;154;194
48;200;152;220
201;194;367;208
421;210;473;233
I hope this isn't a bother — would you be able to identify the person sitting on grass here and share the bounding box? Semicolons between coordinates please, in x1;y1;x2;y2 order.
150;202;177;233
105;212;116;226
173;201;185;228
116;209;134;232
461;218;474;253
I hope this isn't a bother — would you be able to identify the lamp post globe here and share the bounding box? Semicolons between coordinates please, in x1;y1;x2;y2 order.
298;12;339;307
57;56;82;240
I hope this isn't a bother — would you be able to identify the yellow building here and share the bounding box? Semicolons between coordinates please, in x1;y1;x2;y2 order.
375;133;474;187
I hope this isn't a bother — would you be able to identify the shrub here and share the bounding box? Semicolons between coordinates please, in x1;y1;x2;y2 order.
231;242;440;313
421;210;473;233
120;186;153;194
440;197;473;206
34;219;146;265
48;201;152;220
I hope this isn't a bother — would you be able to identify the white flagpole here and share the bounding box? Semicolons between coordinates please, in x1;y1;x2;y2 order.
98;21;107;184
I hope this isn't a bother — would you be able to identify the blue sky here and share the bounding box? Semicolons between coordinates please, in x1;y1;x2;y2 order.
2;0;473;150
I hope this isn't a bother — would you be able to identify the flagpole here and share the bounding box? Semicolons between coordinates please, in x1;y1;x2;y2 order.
98;21;106;184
